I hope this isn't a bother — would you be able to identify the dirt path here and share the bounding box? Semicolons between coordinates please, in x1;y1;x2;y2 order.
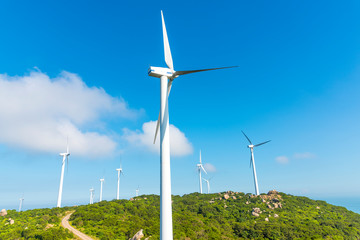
61;212;95;240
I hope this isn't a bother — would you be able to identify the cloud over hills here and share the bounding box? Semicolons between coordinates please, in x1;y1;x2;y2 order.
0;70;141;157
124;120;193;157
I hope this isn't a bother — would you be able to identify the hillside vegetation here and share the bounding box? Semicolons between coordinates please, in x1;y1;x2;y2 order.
1;191;359;240
0;207;74;240
70;191;360;240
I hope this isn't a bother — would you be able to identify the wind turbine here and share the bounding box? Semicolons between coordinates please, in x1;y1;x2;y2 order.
89;187;94;204
242;131;271;196
202;177;212;194
99;178;105;202
136;186;139;197
57;140;70;208
116;162;124;200
18;196;24;212
197;150;207;194
148;11;237;240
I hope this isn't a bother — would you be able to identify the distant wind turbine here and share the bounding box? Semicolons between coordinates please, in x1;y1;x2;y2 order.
57;140;70;208
197;150;207;194
148;11;237;240
116;161;124;200
242;131;271;195
99;178;105;202
202;178;212;194
89;187;94;204
18;196;24;212
136;186;139;197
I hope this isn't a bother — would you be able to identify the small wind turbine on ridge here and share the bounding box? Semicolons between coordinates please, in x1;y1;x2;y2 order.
116;158;124;200
197;150;207;194
136;186;139;197
242;131;271;196
202;177;212;194
99;178;105;202
89;187;94;204
148;11;237;240
57;139;70;208
18;195;24;212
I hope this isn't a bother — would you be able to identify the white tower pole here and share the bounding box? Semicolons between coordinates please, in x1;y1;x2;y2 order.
116;170;121;200
250;148;259;195
199;151;203;194
160;75;173;240
57;155;66;208
99;179;104;202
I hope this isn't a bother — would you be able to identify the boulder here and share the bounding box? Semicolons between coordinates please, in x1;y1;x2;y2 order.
268;190;279;195
265;217;269;222
223;194;229;200
316;206;320;209
274;214;279;218
232;196;237;200
245;201;250;205
9;218;14;225
129;229;144;240
252;212;259;217
252;207;262;217
0;209;7;217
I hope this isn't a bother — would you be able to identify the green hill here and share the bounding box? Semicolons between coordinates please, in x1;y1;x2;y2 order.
70;191;360;240
1;191;360;240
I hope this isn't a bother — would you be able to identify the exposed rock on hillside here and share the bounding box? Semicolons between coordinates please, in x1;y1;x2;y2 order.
0;209;7;216
130;229;144;240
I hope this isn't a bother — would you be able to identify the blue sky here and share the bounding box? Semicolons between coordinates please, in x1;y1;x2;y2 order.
0;0;360;211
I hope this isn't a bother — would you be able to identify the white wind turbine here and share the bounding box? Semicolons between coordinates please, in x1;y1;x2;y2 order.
242;131;271;196
116;163;124;200
202;178;212;194
57;140;70;208
18;196;24;212
136;186;139;197
197;150;207;194
99;178;105;202
89;187;94;204
148;11;237;240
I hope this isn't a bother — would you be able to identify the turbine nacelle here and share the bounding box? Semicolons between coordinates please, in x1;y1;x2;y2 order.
247;145;254;149
148;66;175;78
59;152;70;157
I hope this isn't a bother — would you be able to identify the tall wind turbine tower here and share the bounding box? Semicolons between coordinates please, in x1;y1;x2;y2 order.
18;196;24;212
99;178;105;202
116;163;124;200
89;187;94;204
197;150;207;194
136;186;139;197
242;131;271;195
57;141;70;208
148;11;236;240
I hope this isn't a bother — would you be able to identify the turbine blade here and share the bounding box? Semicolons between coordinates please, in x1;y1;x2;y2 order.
201;165;207;174
161;11;173;70
242;131;252;144
174;66;238;76
153;80;173;144
254;140;271;147
66;155;69;174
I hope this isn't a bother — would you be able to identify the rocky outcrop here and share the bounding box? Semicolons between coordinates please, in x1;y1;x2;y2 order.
130;229;144;240
252;207;262;217
8;218;14;225
223;194;229;200
0;209;7;216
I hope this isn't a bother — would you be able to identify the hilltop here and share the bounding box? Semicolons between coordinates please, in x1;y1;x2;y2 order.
1;191;360;240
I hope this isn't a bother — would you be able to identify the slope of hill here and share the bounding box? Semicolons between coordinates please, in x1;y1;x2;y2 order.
68;191;360;240
0;207;74;240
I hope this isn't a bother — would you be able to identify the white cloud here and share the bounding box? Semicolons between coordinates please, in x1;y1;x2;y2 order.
0;70;141;157
203;163;216;173
293;152;316;159
124;120;193;157
275;156;289;164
